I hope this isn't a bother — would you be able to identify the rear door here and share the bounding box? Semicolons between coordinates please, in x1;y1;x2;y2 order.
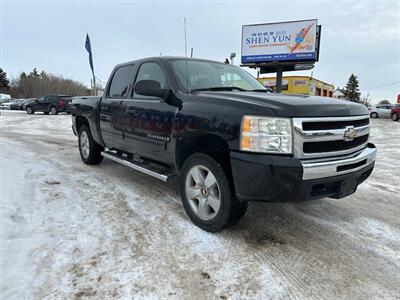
385;105;394;117
99;64;136;150
123;61;177;166
377;105;391;118
34;96;47;111
47;95;59;110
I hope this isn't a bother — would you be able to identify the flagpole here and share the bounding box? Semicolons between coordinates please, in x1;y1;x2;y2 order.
92;72;96;96
85;33;96;96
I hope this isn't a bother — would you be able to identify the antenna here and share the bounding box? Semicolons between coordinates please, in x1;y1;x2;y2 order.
184;17;189;94
184;17;187;58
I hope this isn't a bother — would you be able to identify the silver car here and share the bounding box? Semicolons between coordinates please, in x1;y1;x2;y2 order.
0;100;13;110
368;104;394;118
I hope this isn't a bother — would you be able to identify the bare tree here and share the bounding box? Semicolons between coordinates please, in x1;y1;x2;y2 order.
10;69;90;98
360;93;372;107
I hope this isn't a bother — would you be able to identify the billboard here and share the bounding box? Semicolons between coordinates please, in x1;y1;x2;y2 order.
241;19;318;64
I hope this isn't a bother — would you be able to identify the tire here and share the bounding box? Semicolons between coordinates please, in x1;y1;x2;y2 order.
78;125;104;165
43;112;49;115
391;113;398;121
180;153;247;232
370;112;378;118
50;106;58;115
26;106;34;114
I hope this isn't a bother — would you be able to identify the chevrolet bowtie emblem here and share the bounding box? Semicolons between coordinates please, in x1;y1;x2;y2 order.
343;126;357;141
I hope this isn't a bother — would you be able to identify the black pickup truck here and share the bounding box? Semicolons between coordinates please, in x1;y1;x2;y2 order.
72;57;376;232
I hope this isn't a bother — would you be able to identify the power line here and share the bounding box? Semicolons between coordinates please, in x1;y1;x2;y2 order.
364;81;400;90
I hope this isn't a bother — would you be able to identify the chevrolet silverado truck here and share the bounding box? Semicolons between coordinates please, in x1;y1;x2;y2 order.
72;57;377;232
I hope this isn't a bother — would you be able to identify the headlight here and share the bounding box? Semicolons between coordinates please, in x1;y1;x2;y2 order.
240;116;292;154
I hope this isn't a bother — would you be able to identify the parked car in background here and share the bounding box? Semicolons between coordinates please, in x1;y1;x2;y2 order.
0;99;21;110
23;95;73;115
368;104;394;118
390;104;400;121
0;98;12;105
19;98;36;109
0;100;12;110
11;98;36;110
10;99;27;110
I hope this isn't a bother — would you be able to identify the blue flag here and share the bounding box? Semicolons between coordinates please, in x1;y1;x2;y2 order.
85;34;94;74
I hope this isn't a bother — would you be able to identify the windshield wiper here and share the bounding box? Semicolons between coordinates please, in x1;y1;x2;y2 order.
190;86;248;93
252;88;274;93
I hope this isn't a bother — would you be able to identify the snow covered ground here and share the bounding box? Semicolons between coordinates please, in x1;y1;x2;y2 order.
1;110;399;299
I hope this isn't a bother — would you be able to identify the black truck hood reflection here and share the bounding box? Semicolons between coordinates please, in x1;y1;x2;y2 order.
194;91;368;117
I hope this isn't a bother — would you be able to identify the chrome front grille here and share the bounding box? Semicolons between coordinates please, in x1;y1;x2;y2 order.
293;115;370;159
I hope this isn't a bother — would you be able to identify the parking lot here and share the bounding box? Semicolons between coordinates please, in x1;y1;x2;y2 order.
1;110;399;299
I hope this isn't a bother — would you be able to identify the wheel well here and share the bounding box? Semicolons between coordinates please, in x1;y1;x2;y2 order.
176;133;232;175
75;116;90;133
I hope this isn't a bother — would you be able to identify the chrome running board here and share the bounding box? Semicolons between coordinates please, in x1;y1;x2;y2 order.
101;151;176;182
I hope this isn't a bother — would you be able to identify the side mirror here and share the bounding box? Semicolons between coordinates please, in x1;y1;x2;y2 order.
134;80;169;99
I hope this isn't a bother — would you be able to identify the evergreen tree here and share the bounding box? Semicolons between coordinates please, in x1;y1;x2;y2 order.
0;67;10;91
40;71;49;79
343;74;361;102
30;68;40;78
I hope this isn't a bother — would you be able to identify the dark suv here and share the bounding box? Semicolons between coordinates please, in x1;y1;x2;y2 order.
24;95;73;115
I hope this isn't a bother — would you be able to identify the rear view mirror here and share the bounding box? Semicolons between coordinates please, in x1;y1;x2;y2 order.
134;80;169;99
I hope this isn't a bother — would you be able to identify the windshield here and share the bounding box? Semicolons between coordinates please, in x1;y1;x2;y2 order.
169;59;266;93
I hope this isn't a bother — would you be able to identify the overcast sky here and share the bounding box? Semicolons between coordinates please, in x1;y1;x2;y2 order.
1;0;399;103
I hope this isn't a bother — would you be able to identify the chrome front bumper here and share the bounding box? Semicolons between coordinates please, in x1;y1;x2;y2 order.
301;144;377;180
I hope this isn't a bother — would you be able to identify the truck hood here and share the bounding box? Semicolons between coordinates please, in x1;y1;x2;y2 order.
197;91;368;117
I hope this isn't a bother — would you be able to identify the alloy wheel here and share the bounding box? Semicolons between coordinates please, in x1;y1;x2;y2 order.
185;165;221;221
80;131;90;159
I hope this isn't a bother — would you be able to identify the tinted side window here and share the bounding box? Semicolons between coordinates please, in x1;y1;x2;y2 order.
108;65;135;98
132;62;167;97
47;96;57;101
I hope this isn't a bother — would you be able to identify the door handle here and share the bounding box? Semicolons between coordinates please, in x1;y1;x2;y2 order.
110;100;124;108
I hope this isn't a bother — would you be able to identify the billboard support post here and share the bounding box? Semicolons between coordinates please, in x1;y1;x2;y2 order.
276;66;283;93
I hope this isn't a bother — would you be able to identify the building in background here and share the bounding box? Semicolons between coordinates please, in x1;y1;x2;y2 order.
257;76;334;97
332;88;345;99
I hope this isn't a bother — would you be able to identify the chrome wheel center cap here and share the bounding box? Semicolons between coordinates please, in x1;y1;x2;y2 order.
201;187;208;197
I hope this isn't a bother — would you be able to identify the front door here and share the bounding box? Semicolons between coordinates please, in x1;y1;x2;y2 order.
99;64;136;150
123;61;177;166
35;96;49;111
